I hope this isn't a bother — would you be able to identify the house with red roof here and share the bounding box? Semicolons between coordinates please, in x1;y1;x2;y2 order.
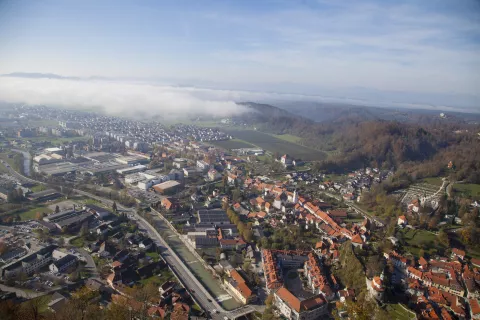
351;234;364;248
451;248;466;261
224;269;255;304
397;215;407;226
274;287;327;319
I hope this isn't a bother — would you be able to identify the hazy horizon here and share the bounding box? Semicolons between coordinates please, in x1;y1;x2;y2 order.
0;0;479;115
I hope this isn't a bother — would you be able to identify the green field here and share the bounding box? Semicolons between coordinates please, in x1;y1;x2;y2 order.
269;133;302;143
71;237;85;248
222;129;327;161
453;183;480;198
210;138;255;149
31;184;48;192
400;228;439;256
385;303;416;320
16;205;54;221
422;177;444;186
139;268;175;286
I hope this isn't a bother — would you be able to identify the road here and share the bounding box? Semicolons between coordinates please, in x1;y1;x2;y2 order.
0;283;45;298
321;191;385;226
11;148;32;176
3;165;254;319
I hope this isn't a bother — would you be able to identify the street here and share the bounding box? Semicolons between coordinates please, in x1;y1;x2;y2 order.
3;163;257;319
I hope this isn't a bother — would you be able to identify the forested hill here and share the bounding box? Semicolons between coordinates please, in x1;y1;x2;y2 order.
234;102;480;183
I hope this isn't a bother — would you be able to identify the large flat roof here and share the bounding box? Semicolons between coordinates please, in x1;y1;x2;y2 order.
152;180;180;189
197;209;230;224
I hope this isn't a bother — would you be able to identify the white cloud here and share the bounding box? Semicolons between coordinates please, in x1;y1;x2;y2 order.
0;76;477;117
0;77;252;120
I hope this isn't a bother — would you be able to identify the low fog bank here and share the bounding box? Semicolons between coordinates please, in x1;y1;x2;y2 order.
0;76;477;119
0;77;253;120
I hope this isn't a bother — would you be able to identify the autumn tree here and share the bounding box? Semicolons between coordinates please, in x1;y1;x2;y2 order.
437;229;450;247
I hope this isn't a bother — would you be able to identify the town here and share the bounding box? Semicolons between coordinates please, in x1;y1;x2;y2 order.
0;105;479;320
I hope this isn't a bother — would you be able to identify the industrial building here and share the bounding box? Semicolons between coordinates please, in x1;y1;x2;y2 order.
43;207;92;230
197;209;230;225
1;245;57;279
116;165;147;175
152;180;181;194
27;189;62;202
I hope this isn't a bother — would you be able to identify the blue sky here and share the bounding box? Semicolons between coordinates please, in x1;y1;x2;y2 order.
0;0;479;109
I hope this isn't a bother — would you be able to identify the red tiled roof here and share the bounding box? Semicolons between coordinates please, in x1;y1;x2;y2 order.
257;211;267;218
470;299;480;315
351;234;363;244
276;287;301;312
471;257;480;267
419;256;428;266
452;248;466;257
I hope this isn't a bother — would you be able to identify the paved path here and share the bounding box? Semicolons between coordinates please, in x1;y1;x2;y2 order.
321;191;385;226
0;284;48;298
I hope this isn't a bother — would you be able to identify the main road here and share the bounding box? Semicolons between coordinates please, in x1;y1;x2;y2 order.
3;164;254;319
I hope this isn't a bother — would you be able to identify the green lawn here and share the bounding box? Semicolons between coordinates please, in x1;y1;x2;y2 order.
269;133;302;143
139;268;175;286
71;237;85;248
146;251;161;261
422;177;444;186
16;205;53;221
210;138;255;149
453;183;480;198
385;303;416;320
400;228;440;257
31;184;48;192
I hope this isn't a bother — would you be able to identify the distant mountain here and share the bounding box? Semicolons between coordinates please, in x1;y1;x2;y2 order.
270;101;480;125
2;72;80;80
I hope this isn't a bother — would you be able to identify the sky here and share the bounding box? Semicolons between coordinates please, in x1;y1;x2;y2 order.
0;0;479;112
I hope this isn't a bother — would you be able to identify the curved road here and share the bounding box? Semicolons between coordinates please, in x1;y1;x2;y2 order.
3;164;254;319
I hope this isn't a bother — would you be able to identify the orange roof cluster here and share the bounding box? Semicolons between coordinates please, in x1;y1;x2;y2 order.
427;287;465;317
429;259;462;273
229;269;253;299
452;248;466;257
469;298;480;316
171;302;190;320
305;253;333;297
387;250;410;265
409;266;463;293
262;249;283;290
275;287;326;312
256;197;266;205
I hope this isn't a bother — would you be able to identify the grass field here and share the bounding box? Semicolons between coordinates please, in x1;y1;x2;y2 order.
71;237;85;248
385;303;416;320
269;133;302;143
139;268;175;286
222;129;327;161
16;205;53;221
210;138;255;149
453;183;480;198
400;228;439;256
31;184;48;192
422;177;444;186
